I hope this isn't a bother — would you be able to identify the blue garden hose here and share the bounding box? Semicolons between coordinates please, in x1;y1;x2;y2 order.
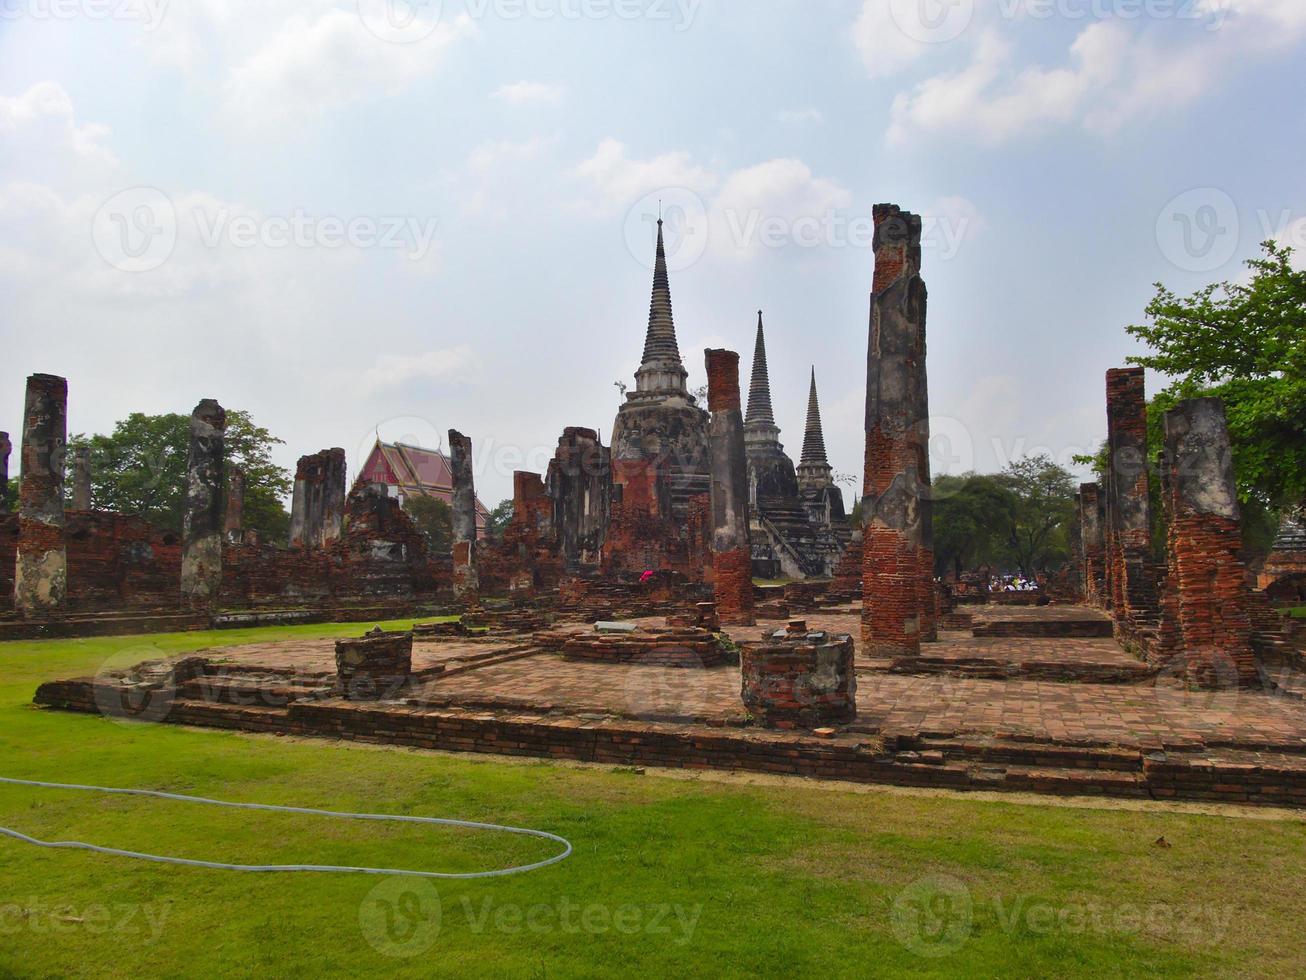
0;776;571;879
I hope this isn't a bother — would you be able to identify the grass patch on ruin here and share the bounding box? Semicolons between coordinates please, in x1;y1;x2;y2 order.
1;625;1304;977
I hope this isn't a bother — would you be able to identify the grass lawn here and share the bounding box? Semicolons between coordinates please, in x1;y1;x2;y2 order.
1;623;1305;978
1287;607;1306;619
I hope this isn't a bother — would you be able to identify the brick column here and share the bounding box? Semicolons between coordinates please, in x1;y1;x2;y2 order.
1105;368;1157;629
225;466;246;544
321;448;347;547
449;429;479;601
862;204;929;657
1079;482;1106;606
0;431;11;513
705;348;755;626
180;399;226;606
1162;398;1259;688
918;358;937;642
288;448;346;549
71;445;92;511
14;374;68;618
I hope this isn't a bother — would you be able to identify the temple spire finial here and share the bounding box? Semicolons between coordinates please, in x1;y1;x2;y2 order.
746;311;776;427
634;217;688;395
799;367;830;469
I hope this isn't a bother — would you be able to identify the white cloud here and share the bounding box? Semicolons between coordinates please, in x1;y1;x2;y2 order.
219;7;475;125
574;139;718;210
0;83;117;186
360;346;478;392
851;0;950;79
461;135;561;218
493;81;566;106
777;107;824;124
879;2;1306;144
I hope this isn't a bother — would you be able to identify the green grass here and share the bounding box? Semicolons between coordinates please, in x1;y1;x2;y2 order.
1287;606;1306;619
1;623;1304;978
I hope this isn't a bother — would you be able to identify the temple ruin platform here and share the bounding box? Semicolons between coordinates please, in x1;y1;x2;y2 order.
30;604;1306;809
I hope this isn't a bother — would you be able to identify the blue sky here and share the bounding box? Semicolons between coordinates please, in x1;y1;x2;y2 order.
2;0;1303;506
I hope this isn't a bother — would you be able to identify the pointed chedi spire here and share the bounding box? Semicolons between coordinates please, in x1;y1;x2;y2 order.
745;311;776;427
634;219;689;396
797;367;834;492
799;368;830;468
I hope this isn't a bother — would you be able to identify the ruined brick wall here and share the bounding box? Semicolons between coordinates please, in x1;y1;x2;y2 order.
477;471;564;595
0;514;14;606
3;510;183;613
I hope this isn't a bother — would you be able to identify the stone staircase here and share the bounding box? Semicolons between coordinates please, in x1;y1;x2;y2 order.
753;499;850;579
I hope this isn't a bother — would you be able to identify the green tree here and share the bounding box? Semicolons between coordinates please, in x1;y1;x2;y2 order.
484;499;514;542
996;454;1078;576
68;410;291;541
1126;241;1306;512
403;495;453;554
932;473;1016;578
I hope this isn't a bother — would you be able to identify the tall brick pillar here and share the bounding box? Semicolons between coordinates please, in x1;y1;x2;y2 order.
1162;398;1259;688
289;448;347;549
14;374;68;618
181;399;226;606
449;429;479;601
705;348;755;626
918;353;937;642
862;204;929;657
71;445;92;511
225;466;246;544
1104;368;1157;632
321;448;347;547
1079;482;1106;606
0;431;11;513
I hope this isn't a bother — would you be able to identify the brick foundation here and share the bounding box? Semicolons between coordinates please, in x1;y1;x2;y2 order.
740;630;857;729
335;629;414;701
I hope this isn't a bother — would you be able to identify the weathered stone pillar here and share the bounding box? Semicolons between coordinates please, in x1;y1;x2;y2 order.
289;448;347;549
0;431;11;513
705;348;755;626
225;466;246;544
180;399;226;606
1162;398;1259;688
71;445;92;511
449;429;479;600
1104;368;1157;632
918;354;937;643
1079;482;1106;605
321;448;347;547
862;204;928;657
15;374;68;618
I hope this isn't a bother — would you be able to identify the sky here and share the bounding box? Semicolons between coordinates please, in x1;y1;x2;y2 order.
1;0;1304;507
